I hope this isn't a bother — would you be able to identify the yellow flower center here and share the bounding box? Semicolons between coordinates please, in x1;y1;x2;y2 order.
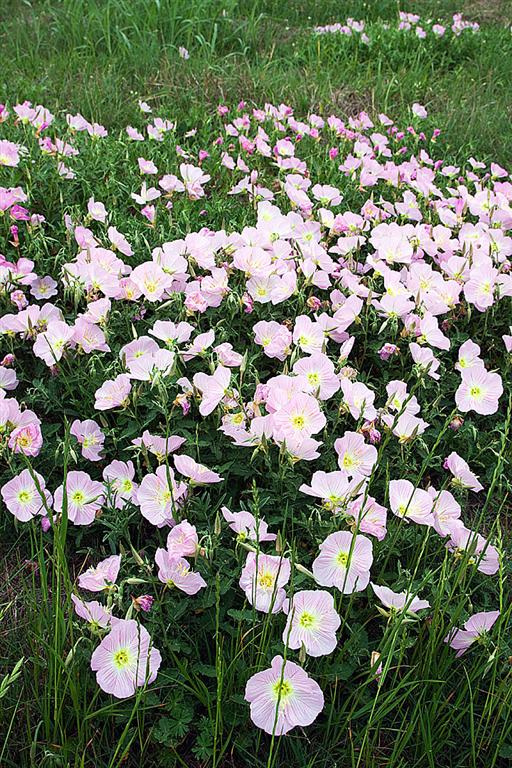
71;490;86;505
17;490;32;504
258;571;274;589
337;551;348;567
292;415;305;430
298;610;316;629
469;386;482;399
113;648;131;669
272;679;293;701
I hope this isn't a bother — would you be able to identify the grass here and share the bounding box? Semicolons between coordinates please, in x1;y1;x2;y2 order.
0;1;512;767
0;0;511;162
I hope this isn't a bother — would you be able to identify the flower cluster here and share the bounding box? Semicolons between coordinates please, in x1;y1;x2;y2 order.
0;89;509;738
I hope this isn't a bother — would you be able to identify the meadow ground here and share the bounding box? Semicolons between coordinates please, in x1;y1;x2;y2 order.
0;1;512;767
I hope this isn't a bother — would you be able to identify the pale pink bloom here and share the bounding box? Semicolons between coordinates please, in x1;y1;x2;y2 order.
81;298;111;325
273;393;326;440
87;197;107;222
428;488;463;537
455;367;503;415
155;550;206;594
178;46;190;60
385;380;420;415
150;320;194;346
0;367;18;391
138;100;152;113
108;226;133;257
382;412;429;443
293;353;339;400
464;265;497;312
131;182;160;205
138;157;158;175
53;471;104;526
245;656;324;735
214;342;244;368
91;619;161;698
239;552;291;613
166;520;198;557
348;495;387;540
445;610;500;656
180;163;210;199
70;419;105;461
221;506;276;542
312;531;373;593
334;431;377;478
339;379;377;421
71;594;112;628
30;275;58;300
131;431;185;461
409;342;441;380
182;329;216;361
1;469;52;521
293;315;325;354
418;313;450;350
299;470;362;511
33;320;74;366
193;364;231;416
455;339;483;373
281;434;323;462
0;140;20;167
94;374;132;410
282;590;340;657
371;583;430;614
103;460;138;507
389;480;433;526
137;466;187;527
130;262;173;302
412;103;427;119
78;554;121;591
446;526;499;575
253;320;292;361
503;333;512;353
8;422;43;456
126;126;144;141
174;454;223;484
444;451;483;492
71;318;110;354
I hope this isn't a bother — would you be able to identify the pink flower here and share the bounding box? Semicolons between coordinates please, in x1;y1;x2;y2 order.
174;454;223;484
293;353;340;400
221;506;276;542
299;470;362;512
282;590;340;657
446;526;499;575
253;320;292;361
166;520;199;557
70;419;105;461
155;551;206;594
138;157;158;175
428;488;463;537
334;431;377;478
94;374;132;410
339;379;377;421
180;163;210;199
91;619;161;698
0;140;20;167
33;320;74;366
71;594;112;628
371;583;430;615
193;364;231;416
103;460;138;507
53;471;104;526
130;262;173;302
131;431;185;461
239;552;291;613
273;393;326;440
444;451;483;492
244;656;324;735
1;469;52;522
445;610;500;656
87;197;107;222
389;479;433;526
78;554;121;591
455;367;503;415
412;103;428;119
8;422;43;456
312;531;373;593
455;340;483;373
348;495;387;540
137;466;187;527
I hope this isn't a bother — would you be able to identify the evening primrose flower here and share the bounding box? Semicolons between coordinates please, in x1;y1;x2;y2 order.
455;367;503;415
53;471;104;526
282;590;341;657
71;594;112;629
193;363;231;416
174;454;223;485
443;451;483;492
445;610;500;656
137;466;187;526
334;431;377;478
370;583;430;616
244;656;324;735
1;469;52;521
155;550;206;595
221;506;277;542
70;418;105;461
90;619;161;698
78;554;121;592
312;531;373;593
239;552;291;613
388;479;434;526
